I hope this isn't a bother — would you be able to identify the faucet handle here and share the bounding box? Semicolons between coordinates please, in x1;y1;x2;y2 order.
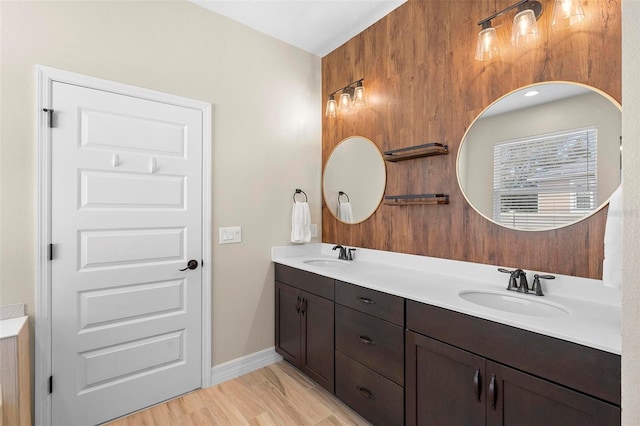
532;274;555;296
498;268;519;291
347;248;356;261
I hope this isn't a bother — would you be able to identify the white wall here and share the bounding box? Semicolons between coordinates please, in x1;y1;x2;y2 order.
0;0;321;366
622;0;640;423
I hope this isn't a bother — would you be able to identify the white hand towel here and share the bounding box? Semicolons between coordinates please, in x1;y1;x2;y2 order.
291;201;311;243
603;184;623;289
337;201;354;223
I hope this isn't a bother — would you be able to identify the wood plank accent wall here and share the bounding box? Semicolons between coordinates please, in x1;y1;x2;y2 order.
321;0;621;279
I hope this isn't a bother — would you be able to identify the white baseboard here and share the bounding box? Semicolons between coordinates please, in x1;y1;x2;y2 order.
210;347;283;386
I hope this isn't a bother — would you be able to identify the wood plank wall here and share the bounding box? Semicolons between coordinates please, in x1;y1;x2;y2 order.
321;0;621;279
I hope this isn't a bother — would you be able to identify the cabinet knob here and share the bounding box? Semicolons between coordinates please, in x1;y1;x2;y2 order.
358;297;375;305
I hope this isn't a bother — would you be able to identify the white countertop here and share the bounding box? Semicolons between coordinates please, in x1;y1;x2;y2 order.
272;244;621;355
0;316;28;339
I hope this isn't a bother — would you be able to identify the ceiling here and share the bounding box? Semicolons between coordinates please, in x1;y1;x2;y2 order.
191;0;407;57
481;83;594;118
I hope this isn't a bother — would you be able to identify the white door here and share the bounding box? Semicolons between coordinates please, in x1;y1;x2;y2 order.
50;81;203;425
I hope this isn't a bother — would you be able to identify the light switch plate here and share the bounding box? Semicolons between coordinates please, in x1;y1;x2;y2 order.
310;224;318;238
219;226;242;244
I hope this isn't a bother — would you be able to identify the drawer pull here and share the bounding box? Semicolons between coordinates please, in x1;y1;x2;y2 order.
357;386;376;400
358;297;375;305
474;368;481;402
489;374;497;410
358;335;376;345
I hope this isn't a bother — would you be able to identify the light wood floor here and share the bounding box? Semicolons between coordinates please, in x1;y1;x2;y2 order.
106;361;372;426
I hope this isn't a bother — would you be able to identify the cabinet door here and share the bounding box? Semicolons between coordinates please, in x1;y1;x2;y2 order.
486;361;620;426
275;281;301;365
406;331;486;426
300;290;335;392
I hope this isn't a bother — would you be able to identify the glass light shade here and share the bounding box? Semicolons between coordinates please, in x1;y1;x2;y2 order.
511;9;539;46
338;92;352;111
475;27;500;61
551;0;585;29
325;98;337;118
353;85;366;107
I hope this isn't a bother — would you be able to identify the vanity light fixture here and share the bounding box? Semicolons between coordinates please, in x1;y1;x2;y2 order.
475;22;501;61
325;94;337;118
325;79;366;118
338;91;352;112
551;0;585;29
475;0;543;61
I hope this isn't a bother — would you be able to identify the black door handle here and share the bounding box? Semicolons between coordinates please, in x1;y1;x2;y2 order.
179;259;199;271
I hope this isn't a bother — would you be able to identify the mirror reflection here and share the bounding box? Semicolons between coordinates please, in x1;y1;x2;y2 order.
323;136;386;224
457;82;621;231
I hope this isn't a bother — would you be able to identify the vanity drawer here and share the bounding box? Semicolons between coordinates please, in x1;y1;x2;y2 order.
335;280;404;326
275;264;334;300
335;351;403;426
335;304;404;385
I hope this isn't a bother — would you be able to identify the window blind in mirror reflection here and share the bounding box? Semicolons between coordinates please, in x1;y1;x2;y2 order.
493;126;597;230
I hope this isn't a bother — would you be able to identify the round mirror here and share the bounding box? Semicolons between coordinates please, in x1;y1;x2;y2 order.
457;82;621;231
323;136;386;224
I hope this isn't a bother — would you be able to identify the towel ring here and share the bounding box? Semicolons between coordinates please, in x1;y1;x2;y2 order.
338;191;350;203
293;189;308;203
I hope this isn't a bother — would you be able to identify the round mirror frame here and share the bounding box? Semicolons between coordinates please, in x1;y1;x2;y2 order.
456;81;622;232
323;136;387;224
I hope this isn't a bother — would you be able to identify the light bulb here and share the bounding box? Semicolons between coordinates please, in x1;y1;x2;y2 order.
338;92;352;112
353;82;366;107
475;26;500;61
511;9;539;46
325;95;337;118
551;0;585;29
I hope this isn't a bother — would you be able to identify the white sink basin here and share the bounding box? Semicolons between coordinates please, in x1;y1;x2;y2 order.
303;258;351;267
459;290;570;317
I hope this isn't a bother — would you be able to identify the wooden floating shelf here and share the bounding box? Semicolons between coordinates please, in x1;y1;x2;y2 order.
384;194;449;205
383;143;449;162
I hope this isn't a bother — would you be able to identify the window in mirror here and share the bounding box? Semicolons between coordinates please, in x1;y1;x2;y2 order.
493;126;597;230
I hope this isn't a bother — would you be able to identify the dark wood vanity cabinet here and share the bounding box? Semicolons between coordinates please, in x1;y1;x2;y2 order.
334;281;405;426
406;300;621;426
275;265;334;392
274;264;621;426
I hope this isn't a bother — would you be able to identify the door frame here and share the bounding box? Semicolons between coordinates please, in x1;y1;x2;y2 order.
34;65;213;426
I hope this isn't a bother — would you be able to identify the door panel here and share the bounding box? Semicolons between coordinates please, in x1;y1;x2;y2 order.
79;170;186;209
78;279;185;329
51;81;203;425
406;331;486;426
275;282;301;364
486;361;620;426
301;291;334;392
